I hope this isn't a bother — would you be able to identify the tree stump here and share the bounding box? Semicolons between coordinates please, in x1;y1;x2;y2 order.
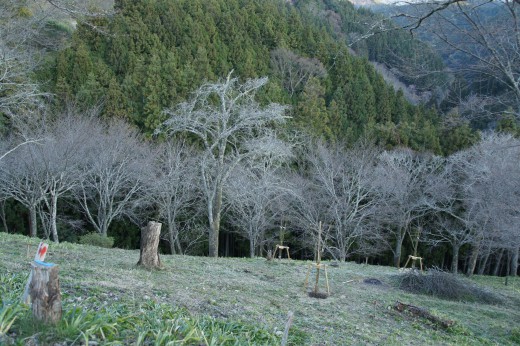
29;261;62;324
22;242;49;304
137;221;162;269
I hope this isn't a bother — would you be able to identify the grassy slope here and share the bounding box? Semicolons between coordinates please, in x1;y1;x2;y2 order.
1;233;520;345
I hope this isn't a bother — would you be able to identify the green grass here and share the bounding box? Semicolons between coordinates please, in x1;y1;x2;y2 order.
1;232;519;345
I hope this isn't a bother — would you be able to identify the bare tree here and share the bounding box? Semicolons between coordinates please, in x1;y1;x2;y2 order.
373;148;446;267
305;141;382;262
74;119;153;238
0;1;51;118
151;140;200;255
0;138;47;237
396;0;520;119
0;112;94;241
448;133;520;275
158;73;290;257
38;114;95;242
288;173;330;259
226;158;293;258
425;215;474;273
270;48;327;97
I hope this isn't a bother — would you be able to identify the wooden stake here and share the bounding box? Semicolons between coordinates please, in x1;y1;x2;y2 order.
29;261;62;324
316;221;322;265
324;265;330;295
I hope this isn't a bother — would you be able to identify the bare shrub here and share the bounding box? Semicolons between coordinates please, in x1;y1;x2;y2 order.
393;268;502;304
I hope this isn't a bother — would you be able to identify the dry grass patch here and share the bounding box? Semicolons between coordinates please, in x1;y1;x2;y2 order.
1;233;520;345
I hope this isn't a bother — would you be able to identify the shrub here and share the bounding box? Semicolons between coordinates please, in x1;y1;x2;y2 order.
393;268;502;304
79;233;114;248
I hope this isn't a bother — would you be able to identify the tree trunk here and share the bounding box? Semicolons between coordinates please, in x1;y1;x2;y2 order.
249;238;255;258
451;243;460;274
29;205;37;237
175;236;183;255
168;223;176;255
225;232;230;257
1;201;9;233
492;249;504;277
510;246;519;277
137;221;162;269
478;252;490;275
394;230;405;268
29;262;62;324
466;240;481;276
100;220;109;238
208;184;223;258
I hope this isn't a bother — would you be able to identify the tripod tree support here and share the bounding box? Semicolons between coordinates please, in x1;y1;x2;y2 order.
273;245;291;260
303;221;330;297
403;255;424;272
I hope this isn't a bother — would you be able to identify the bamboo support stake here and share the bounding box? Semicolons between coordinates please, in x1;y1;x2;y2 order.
314;264;321;294
324;265;330;295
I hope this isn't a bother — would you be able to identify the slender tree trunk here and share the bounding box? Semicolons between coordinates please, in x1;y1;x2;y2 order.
100;220;109;237
50;193;59;243
0;201;9;233
466;239;481;276
394;229;405;268
492;249;504;277
478;242;492;275
168;223;176;255
250;238;255;258
225;232;230;257
209;220;219;257
29;205;37;237
505;251;511;286
451;243;460;274
208;189;223;258
175;236;183;255
510;246;519;277
478;252;490;275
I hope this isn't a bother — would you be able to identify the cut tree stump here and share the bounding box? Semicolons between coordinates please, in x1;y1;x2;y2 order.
29;261;62;324
137;221;162;269
22;242;49;304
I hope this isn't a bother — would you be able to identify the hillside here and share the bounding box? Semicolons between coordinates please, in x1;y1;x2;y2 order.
43;0;463;153
1;233;519;345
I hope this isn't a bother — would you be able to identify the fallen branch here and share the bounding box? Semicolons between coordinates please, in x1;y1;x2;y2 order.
393;301;454;329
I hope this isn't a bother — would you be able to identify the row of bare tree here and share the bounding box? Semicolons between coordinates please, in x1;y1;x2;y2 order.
1;105;519;277
293;134;520;276
1;74;520;275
